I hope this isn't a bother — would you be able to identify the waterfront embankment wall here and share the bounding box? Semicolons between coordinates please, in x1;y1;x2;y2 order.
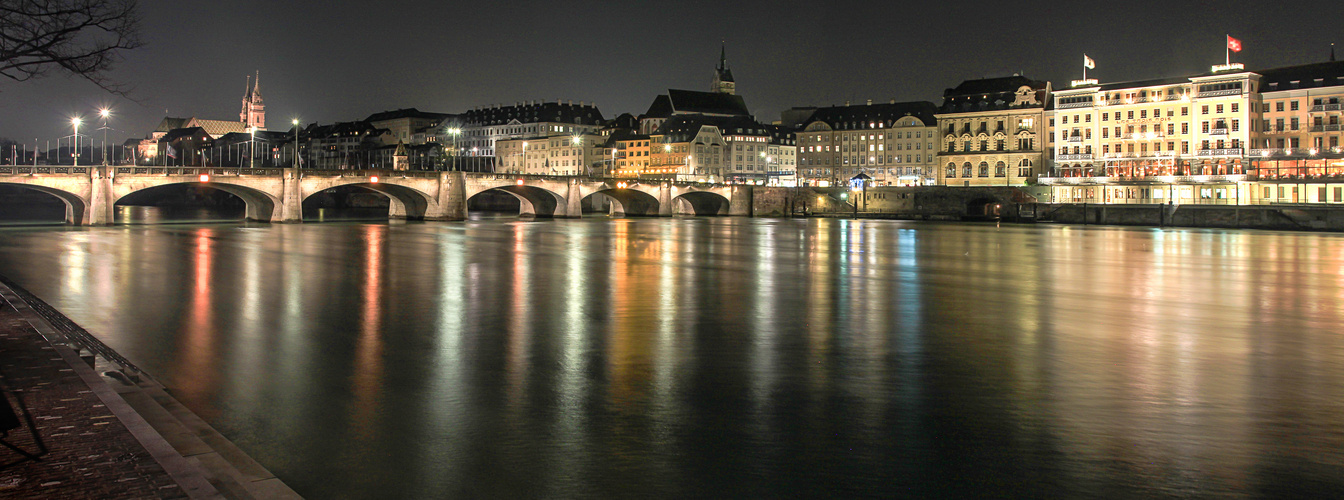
1038;203;1344;231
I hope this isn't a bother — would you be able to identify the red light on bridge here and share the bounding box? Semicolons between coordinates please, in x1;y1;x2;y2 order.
516;179;524;186
199;174;210;183
370;175;379;184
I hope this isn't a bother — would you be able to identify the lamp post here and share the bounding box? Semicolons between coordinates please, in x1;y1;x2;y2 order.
446;127;461;171
71;117;82;167
248;126;256;169
291;119;300;168
98;108;110;165
572;136;583;176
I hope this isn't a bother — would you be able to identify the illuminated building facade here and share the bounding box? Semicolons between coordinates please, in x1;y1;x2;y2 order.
935;75;1049;187
1041;59;1344;205
494;132;606;176
794;100;938;186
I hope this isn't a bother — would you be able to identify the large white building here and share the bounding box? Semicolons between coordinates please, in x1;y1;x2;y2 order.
794;100;939;186
449;101;605;167
1041;58;1344;205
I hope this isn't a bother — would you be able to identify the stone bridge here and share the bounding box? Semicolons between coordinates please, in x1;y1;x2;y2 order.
0;165;751;225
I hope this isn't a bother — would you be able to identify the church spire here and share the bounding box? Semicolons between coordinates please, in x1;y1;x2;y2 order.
253;70;261;98
711;42;736;95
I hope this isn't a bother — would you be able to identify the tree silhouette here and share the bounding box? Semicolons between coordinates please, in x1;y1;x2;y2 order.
0;0;142;94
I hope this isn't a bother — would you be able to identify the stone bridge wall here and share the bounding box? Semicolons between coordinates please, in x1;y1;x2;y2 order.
0;167;749;224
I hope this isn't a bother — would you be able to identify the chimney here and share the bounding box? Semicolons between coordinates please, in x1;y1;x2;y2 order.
890;99;896;104
866;99;873;106
845;100;851;106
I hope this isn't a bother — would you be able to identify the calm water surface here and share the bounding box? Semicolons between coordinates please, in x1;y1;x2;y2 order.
0;216;1342;498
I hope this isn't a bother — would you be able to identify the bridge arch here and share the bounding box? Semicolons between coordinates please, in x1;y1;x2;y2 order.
302;182;435;220
465;179;572;217
583;188;660;216
0;183;87;224
114;182;281;222
672;191;731;216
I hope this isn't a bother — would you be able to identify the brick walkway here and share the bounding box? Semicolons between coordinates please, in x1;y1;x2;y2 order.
0;299;186;499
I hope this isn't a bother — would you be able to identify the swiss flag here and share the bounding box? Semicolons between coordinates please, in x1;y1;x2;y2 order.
1227;35;1243;53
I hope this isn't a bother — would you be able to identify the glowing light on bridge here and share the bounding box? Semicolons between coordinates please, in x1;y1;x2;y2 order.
200;174;210;183
370;175;379;184
516;179;524;186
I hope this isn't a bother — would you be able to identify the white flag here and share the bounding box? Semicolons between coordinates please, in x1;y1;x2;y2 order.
1083;55;1096;69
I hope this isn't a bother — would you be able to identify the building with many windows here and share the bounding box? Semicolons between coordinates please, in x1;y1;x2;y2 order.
494;132;606;176
794;100;938;186
1041;58;1344;205
936;75;1049;187
450;101;605;166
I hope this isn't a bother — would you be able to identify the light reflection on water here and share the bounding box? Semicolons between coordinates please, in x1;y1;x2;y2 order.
0;220;1342;498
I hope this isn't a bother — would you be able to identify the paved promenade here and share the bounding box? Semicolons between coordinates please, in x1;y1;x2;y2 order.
0;278;298;499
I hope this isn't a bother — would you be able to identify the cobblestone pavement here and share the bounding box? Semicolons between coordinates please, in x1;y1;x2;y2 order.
0;300;186;499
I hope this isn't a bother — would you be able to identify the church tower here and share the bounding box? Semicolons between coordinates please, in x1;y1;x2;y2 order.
241;71;266;130
711;43;736;95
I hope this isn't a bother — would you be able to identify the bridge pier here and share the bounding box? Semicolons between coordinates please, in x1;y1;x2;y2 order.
563;179;583;218
278;168;303;223
729;185;753;216
658;183;673;216
88;166;114;225
425;171;467;221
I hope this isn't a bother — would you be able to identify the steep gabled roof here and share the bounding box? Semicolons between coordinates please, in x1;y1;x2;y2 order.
667;89;750;116
154;117;189;132
640;95;674;119
187;119;249;138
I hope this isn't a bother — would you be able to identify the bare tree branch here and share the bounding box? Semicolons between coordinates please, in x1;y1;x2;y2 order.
0;0;142;95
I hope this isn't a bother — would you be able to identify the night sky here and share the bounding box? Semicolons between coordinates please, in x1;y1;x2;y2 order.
3;0;1342;147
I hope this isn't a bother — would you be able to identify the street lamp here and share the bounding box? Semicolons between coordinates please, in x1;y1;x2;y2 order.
291;119;300;168
71;117;82;167
248;126;256;169
446;127;461;171
98;108;110;165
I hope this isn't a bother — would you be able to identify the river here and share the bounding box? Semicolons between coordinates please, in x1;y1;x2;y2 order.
0;213;1342;498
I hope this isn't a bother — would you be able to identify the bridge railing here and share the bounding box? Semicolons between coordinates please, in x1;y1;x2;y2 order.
0;166;90;175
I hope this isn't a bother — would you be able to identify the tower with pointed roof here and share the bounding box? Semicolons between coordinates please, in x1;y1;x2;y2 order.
712;44;736;95
240;71;266;130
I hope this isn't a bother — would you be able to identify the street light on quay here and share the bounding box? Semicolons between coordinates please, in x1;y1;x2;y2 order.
446;127;461;171
291;118;300;168
98;108;111;165
71;117;82;167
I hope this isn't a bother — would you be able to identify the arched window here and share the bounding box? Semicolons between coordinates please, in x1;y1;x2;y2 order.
946;162;956;178
1018;158;1034;178
962;162;973;178
978;162;990;177
994;161;1006;177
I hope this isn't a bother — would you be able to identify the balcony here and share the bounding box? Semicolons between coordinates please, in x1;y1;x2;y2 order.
1197;88;1242;98
1309;104;1342;112
1309;124;1342;132
1196;148;1243;157
1121;133;1165;140
1057;153;1094;161
1057;101;1092;109
1065;135;1084;143
1207;127;1229;136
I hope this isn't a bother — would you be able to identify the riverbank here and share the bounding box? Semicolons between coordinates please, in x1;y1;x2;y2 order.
0;277;299;499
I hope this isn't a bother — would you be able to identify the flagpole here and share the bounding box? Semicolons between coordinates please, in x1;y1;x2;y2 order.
1226;34;1230;66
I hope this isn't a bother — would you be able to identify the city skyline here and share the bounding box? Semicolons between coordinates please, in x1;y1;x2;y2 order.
2;0;1342;145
